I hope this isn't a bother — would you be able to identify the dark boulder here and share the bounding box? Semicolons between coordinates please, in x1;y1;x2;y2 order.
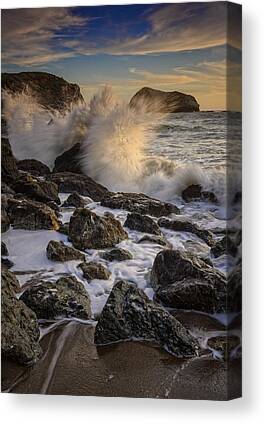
46;240;85;262
1;137;19;184
53;143;83;174
101;247;133;262
130;87;199;113
1;268;42;364
1;257;14;269
21;276;91;320
158;217;215;247
78;261;111;282
137;234;172;248
7;197;60;230
62;191;88;208
182;184;217;203
101;192;180;217
211;235;238;258
124;212;161;235
17;159;51;176
48;172;109;201
12;175;60;204
2;72;84;113
69;208;128;250
95;280;199;357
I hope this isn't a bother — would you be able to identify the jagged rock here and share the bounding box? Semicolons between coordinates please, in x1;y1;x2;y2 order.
46;240;85;262
101;192;180;217
151;249;226;292
48;172;109;201
158;217;215;246
17;159;51;176
2;72;84;113
62;192;88;208
1;241;9;256
21;276;91;320
69;208;128;250
95;280;199;357
12;174;60;204
124;212;161;235
137;234;172;248
207;336;241;361
101;248;133;262
78;261;111;281
182;184;217;203
1;137;19;184
7;197;60;230
130;87;199;113
156;278;226;313
1;205;10;233
53;143;83;174
1;268;42;364
211;235;238;257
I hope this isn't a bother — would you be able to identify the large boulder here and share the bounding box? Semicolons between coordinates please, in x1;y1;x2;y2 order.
124;212;161;235
130;87;199;113
53;143;83;174
1;137;19;184
48;172;109;201
21;276;91;320
95;280;199;357
78;261;111;282
182;184;217;203
100;247;133;262
2;72;84;113
12;175;60;204
7;197;60;230
151;249;227;312
62;192;88;208
1;268;42;364
101;192;180;217
158;217;215;246
46;240;85;262
69;208;128;250
17;159;51;176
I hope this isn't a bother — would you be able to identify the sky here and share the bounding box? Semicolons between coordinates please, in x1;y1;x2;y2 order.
1;2;242;110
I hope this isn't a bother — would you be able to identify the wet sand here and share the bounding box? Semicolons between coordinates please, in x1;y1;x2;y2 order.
2;314;241;400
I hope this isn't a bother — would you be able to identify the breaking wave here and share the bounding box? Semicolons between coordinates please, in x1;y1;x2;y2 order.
3;86;239;205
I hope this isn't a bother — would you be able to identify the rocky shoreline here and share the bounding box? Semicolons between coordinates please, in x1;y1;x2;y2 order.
1;126;242;398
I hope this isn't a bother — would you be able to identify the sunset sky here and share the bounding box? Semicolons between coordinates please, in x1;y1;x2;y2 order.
1;2;242;110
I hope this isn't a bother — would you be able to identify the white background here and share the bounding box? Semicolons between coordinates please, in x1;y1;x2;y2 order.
1;0;265;422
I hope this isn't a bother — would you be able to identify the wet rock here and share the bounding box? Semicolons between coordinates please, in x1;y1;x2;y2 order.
46;240;85;262
101;248;133;262
95;280;199;357
227;263;242;312
1;268;42;364
17;159;51;176
211;235;238;257
182;184;217;203
1;205;10;233
48;172;109;201
78;261;111;282
137;234;172;248
1;241;9;256
12;175;60;204
69;208;128;250
207;336;241;361
1;137;19;184
151;249;225;291
53;143;83;174
1;257;14;269
1;182;15;195
21;276;91;320
57;221;69;236
130;87;199;113
124;212;161;235
7;197;60;231
101;192;180;217
156;278;225;313
62;192;88;208
158;217;215;247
